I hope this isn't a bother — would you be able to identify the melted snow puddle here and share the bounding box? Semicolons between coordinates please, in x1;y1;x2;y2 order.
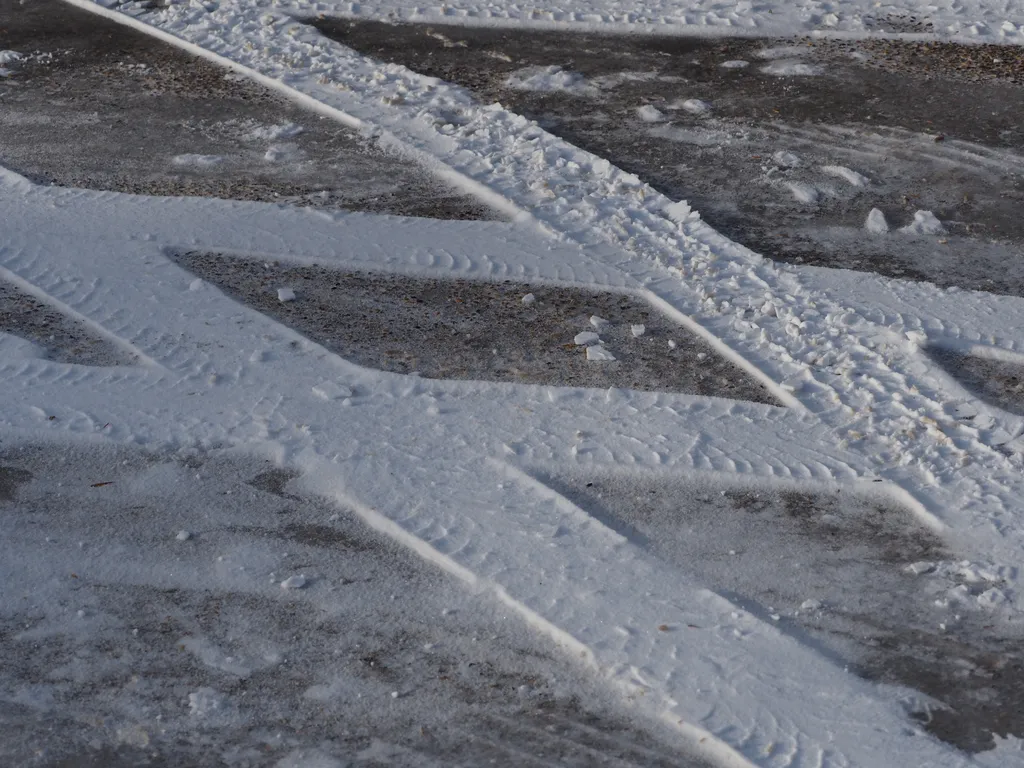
0;442;709;767
175;252;780;402
538;471;1024;753
0;279;134;366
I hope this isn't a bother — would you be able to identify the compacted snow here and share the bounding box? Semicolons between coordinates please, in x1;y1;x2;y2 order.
5;0;1024;764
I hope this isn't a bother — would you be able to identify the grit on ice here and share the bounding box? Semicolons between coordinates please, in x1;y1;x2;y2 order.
4;0;1024;764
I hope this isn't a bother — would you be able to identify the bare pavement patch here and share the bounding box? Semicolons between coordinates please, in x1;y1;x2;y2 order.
0;0;492;219
316;20;1024;296
177;252;780;402
0;442;709;768
541;472;1024;753
0;279;134;366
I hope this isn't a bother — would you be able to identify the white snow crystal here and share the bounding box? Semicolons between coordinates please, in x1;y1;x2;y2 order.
678;98;712;115
171;154;224;168
785;182;819;204
636;105;665;123
277;287;296;302
280;575;307;589
590;315;610;332
760;61;823;77
312;381;353;400
720;60;749;69
820;165;869;187
521;293;536;305
586;345;616;362
574;331;601;346
865;208;890;234
631;324;646;337
176;530;192;541
899;210;946;235
772;151;801;168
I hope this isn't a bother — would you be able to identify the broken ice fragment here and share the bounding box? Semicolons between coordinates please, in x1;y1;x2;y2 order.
176;530;192;541
277;287;296;302
521;293;536;305
574;331;601;346
280;575;307;589
586;345;616;362
631;324;646;337
590;315;610;332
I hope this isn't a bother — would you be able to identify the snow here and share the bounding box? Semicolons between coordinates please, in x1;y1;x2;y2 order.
15;0;1024;763
0;50;22;65
312;380;354;400
772;150;801;168
865;207;890;233
635;104;665;122
760;60;824;76
171;153;225;168
676;98;712;115
631;324;646;337
720;60;749;69
505;65;596;96
899;209;947;235
245;121;304;140
821;164;870;187
785;181;819;203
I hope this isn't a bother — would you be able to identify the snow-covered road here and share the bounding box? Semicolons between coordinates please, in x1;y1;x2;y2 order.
5;0;1024;764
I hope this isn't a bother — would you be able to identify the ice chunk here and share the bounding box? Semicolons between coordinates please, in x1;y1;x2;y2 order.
176;530;192;541
785;182;819;204
277;287;296;302
664;200;698;223
800;599;822;611
773;150;801;168
189;278;204;291
521;293;536;305
899;210;946;235
590;315;610;332
505;65;596;96
721;60;749;69
312;381;353;401
865;208;889;233
678;98;711;115
280;575;307;589
586;345;616;362
636;105;665;123
631;324;646;337
574;331;601;346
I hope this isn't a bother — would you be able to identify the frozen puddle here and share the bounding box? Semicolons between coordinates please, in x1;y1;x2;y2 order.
928;347;1024;417
177;252;779;402
318;20;1024;295
0;279;133;366
0;442;709;768
539;472;1024;753
0;0;493;220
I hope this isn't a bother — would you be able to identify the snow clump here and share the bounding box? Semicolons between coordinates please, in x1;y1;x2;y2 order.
505;66;596;96
865;208;890;233
636;105;665;123
899;210;946;235
586;346;616;362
